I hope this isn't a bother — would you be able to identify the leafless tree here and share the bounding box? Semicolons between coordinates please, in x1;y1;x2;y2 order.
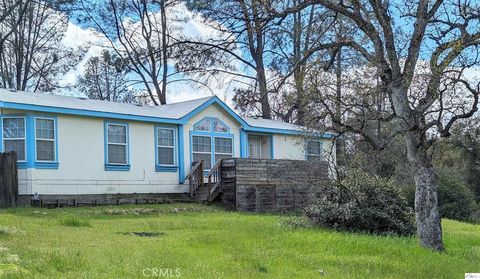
0;0;31;47
269;0;480;251
78;50;141;103
81;0;182;105
183;0;279;119
0;0;82;92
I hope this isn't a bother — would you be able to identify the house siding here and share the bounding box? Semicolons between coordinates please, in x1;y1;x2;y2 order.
0;101;336;196
1;109;185;195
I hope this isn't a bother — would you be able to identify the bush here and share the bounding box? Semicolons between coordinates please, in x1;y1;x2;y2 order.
402;172;479;222
305;169;416;236
437;173;477;221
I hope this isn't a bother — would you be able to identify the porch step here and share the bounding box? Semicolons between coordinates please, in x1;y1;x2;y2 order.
192;186;209;202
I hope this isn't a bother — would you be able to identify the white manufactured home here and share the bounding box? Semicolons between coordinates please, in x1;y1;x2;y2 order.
0;89;335;202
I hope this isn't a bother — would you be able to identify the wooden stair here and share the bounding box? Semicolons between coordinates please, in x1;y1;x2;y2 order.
191;184;220;203
186;159;222;203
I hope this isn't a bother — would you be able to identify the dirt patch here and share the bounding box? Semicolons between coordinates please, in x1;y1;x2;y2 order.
120;231;165;237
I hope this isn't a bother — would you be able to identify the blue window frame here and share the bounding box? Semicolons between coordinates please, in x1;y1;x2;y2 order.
305;139;323;161
1;116;27;163
0;114;59;169
34;116;59;169
155;125;178;172
190;117;233;171
246;133;273;159
104;121;130;171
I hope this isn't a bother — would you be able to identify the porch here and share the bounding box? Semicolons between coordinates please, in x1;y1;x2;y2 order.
187;158;330;212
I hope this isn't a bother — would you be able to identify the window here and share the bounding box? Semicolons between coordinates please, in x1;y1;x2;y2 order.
2;117;26;161
213;119;228;132
248;134;272;159
214;137;232;162
306;140;322;161
106;123;128;165
194;118;211;131
194;117;229;133
192;135;211;169
35;118;56;162
157;128;175;166
191;117;232;170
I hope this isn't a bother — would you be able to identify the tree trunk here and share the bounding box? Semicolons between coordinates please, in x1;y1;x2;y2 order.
405;131;445;252
257;65;271;119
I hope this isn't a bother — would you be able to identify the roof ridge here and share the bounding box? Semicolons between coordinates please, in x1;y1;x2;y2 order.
0;88;215;107
159;95;214;107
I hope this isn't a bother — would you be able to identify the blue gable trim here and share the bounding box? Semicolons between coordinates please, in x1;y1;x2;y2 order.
180;96;249;127
179;96;335;138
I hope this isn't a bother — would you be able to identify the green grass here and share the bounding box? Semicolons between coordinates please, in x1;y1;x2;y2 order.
0;203;478;278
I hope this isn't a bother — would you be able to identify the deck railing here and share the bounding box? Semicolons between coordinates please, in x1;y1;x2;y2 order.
207;159;222;201
186;160;204;198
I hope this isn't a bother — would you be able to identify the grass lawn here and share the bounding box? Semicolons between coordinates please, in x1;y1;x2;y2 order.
0;203;478;278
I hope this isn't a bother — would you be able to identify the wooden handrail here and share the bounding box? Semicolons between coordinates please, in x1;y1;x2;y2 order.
186;161;202;179
187;160;204;198
207;159;222;201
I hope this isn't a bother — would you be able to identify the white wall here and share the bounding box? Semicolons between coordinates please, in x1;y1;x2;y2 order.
273;133;336;173
1;109;186;195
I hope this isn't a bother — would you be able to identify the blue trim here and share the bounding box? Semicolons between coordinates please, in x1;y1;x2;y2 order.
17;162;27;169
0;113;60;169
304;139;324;161
34;162;59;169
0;114;28;164
178;124;185;184
240;129;247;158
25;114;35;168
33;116;59;169
180;96;249;127
104;120;130;171
189;130;234;172
270;135;274;159
156;165;178;172
154;124;178;172
244;133;274;159
1;102;180;124
105;164;131;171
0;97;336;139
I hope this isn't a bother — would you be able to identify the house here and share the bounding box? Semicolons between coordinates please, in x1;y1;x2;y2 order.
0;89;336;204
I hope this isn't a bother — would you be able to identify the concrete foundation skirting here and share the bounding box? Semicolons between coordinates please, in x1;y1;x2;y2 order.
17;193;190;207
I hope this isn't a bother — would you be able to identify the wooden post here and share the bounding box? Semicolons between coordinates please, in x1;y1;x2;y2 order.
0;152;18;208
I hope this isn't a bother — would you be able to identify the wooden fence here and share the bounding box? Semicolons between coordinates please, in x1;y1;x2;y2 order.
218;158;330;213
0;152;18;208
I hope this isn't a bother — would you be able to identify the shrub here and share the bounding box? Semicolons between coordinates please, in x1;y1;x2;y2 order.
58;215;91;227
401;172;479;221
305;169;415;236
437;173;477;221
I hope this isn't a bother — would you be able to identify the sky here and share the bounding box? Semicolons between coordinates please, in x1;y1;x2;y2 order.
57;2;242;107
55;1;480;112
